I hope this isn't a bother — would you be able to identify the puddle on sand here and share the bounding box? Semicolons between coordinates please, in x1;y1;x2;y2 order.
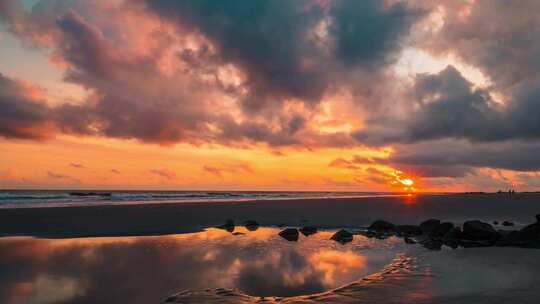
0;227;413;304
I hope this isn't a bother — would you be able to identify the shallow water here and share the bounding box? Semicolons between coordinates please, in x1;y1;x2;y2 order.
1;227;539;304
0;227;413;304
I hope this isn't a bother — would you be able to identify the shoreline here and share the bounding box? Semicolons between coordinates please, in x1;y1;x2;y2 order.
1;193;540;238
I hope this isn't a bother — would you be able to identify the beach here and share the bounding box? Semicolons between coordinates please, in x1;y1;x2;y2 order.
1;193;539;237
1;193;540;304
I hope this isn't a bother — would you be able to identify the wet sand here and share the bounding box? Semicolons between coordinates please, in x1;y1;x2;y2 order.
1;193;539;237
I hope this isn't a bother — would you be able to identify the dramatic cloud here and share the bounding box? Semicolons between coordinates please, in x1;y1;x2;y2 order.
0;73;55;139
0;0;423;147
355;66;540;145
2;0;540;188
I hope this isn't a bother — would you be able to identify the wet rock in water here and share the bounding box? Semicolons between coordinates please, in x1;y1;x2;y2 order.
502;221;514;227
462;220;500;241
299;226;318;236
442;227;463;249
356;230;377;238
443;226;463;240
243;220;259;231
396;225;422;237
217;219;235;232
536;214;540;222
368;220;396;232
420;219;441;235
429;222;454;238
331;229;353;244
493;221;499;225
279;228;299;242
404;237;416;244
519;222;540;240
422;239;443;250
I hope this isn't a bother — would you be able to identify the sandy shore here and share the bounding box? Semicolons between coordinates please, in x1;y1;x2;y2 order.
1;193;539;237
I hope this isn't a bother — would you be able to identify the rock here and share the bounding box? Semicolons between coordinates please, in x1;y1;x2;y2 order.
442;227;463;249
404;237;416;244
420;219;441;235
243;220;259;231
496;226;540;248
462;220;500;241
536;214;540;222
422;239;443;251
299;226;318;236
519;222;540;240
232;232;245;236
331;229;353;244
368;220;396;232
355;230;377;238
502;221;514;227
279;228;299;242
217;219;235;232
443;226;463;240
396;225;422;237
429;222;454;238
493;221;499;225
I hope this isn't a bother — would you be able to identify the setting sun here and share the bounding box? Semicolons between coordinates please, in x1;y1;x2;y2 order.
400;179;414;186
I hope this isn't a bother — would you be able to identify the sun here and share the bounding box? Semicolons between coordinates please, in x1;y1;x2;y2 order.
400;178;414;186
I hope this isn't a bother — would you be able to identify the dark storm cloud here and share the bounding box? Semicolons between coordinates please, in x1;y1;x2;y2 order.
0;0;424;147
425;0;540;90
355;66;540;145
143;0;329;112
143;0;423;112
56;10;111;78
390;141;540;173
0;73;54;139
329;0;422;67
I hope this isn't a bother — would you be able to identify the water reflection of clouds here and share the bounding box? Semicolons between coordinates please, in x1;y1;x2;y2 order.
0;228;401;303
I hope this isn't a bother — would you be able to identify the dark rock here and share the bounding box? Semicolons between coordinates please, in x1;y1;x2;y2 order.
420;219;441;235
536;214;540;222
519;222;540;240
422;239;443;250
404;237;416;244
243;220;259;231
232;232;245;236
462;220;500;241
443;227;463;240
368;220;396;232
355;230;377;238
331;229;353;244
299;226;318;236
430;222;454;238
441;227;462;249
493;221;499;225
396;225;422;237
217;219;235;232
502;221;514;227
279;228;299;242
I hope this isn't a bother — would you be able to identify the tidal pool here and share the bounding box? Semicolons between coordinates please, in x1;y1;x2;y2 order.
2;227;539;304
0;227;413;304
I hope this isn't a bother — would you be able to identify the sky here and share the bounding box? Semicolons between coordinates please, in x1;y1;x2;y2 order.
1;0;540;192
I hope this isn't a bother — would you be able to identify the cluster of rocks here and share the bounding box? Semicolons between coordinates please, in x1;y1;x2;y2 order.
218;215;540;250
361;216;540;250
216;219;259;233
278;226;319;241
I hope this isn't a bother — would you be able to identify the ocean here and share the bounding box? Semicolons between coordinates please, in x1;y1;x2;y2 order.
0;190;407;208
